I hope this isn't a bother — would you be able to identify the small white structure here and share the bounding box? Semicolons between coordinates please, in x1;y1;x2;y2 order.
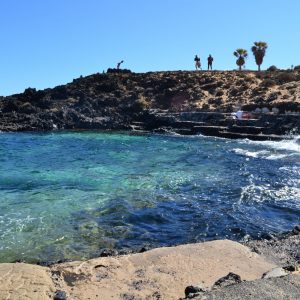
231;110;252;119
254;108;262;114
262;107;270;114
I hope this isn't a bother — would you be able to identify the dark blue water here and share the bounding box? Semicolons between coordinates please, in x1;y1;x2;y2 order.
0;132;299;263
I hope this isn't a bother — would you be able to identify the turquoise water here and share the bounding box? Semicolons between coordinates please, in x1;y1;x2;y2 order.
0;131;299;263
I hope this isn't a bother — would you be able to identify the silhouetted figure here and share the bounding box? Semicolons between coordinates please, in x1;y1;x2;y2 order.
194;55;201;70
117;60;124;69
207;54;214;70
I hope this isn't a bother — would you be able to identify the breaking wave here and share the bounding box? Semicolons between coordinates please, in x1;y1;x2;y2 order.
233;135;300;160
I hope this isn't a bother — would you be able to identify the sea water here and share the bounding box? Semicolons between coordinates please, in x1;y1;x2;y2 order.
0;132;299;263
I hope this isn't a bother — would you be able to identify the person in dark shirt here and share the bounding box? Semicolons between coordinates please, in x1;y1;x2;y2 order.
194;55;201;70
117;60;124;69
207;55;213;70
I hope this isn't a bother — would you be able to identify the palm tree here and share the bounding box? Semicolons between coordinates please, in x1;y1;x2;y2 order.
233;49;248;71
251;41;268;71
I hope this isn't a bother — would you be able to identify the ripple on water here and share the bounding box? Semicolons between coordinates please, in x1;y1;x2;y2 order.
0;132;299;263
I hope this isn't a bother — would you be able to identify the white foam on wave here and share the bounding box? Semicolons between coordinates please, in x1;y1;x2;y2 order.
232;148;269;158
244;135;300;153
232;148;290;160
233;135;300;160
239;183;300;205
238;172;300;205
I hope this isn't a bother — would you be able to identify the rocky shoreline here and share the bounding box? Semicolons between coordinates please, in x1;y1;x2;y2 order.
1;70;300;140
0;225;299;300
1;70;299;299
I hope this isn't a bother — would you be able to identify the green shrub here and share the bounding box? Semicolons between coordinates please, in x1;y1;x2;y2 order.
267;65;279;72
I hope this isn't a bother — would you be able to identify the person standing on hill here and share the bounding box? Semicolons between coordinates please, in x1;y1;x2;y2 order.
117;60;124;69
194;55;201;70
207;54;213;70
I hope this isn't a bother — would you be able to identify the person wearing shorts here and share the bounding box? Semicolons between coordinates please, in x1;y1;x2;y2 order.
194;55;201;70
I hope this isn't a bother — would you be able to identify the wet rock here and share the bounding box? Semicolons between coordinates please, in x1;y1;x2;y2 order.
292;225;300;235
118;249;134;255
212;272;242;289
139;246;151;253
53;290;67;300
99;248;118;257
63;272;87;287
260;232;275;240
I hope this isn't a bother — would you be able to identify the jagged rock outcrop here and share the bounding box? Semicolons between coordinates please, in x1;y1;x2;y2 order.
0;70;300;138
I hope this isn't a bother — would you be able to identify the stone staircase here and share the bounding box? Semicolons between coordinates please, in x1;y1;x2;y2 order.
129;111;299;141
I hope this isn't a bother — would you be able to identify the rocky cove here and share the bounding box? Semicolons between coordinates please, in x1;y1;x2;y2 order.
1;69;300;139
1;70;300;300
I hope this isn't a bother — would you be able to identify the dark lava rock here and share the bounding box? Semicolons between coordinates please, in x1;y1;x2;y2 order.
11;259;26;263
53;290;67;300
260;232;275;240
139;246;151;253
1;70;299;136
118;249;134;256
292;225;300;235
63;272;87;287
184;284;208;298
121;293;138;300
245;228;300;266
99;248;118;257
107;68;132;74
283;265;298;272
212;272;242;289
190;274;300;300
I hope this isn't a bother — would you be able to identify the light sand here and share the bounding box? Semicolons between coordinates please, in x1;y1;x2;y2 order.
0;240;277;300
0;263;55;300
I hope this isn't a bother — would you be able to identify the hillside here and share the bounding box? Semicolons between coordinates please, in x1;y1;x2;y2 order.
0;69;300;135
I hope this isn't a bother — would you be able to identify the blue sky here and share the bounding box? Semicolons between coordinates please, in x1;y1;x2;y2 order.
0;0;299;96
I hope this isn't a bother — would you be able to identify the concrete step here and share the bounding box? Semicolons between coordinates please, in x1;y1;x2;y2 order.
178;112;227;122
131;121;146;126
129;124;145;131
193;126;228;135
129;130;149;135
173;121;206;128
218;119;260;126
173;128;195;135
